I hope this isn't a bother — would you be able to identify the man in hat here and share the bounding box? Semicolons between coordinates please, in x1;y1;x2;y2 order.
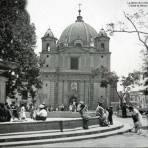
35;104;47;121
107;106;113;125
77;101;89;129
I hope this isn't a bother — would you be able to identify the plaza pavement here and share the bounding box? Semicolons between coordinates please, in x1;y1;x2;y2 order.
0;115;148;147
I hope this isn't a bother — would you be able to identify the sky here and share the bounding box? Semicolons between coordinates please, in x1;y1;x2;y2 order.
26;0;148;78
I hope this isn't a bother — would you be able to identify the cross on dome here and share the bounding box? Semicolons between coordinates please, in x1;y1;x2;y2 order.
76;3;83;22
78;3;82;16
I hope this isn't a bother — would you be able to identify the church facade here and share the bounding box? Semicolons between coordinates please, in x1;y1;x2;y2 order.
39;10;116;109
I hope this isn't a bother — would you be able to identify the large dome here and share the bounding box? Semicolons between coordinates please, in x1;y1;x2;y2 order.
59;15;97;47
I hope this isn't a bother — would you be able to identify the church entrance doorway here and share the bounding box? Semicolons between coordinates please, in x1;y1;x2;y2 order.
69;95;78;105
68;95;79;112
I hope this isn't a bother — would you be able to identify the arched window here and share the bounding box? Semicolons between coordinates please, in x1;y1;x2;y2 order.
90;37;94;47
46;43;50;51
101;43;105;49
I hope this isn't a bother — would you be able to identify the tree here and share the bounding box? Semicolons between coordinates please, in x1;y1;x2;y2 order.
92;67;141;106
91;66;119;105
0;0;36;61
106;10;148;51
106;9;148;100
0;0;42;103
120;71;140;91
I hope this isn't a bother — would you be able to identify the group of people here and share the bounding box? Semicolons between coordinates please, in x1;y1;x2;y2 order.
0;102;48;122
77;101;143;134
76;101;113;130
0;103;11;122
96;102;113;127
0;102;27;122
19;103;48;121
0;100;144;134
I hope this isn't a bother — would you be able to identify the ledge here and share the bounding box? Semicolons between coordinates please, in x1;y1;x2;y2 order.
0;117;99;134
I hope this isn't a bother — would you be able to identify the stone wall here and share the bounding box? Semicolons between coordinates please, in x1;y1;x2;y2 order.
0;117;99;134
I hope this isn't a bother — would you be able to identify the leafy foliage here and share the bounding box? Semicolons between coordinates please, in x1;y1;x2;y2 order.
0;0;42;102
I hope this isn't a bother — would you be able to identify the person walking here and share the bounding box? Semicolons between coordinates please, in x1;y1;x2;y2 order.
128;106;143;134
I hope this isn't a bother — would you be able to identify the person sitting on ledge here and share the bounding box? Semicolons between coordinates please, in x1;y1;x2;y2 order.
35;104;47;121
19;104;26;120
96;102;109;127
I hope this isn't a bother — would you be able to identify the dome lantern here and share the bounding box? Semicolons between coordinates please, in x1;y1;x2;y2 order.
98;28;107;37
43;27;55;38
75;3;84;22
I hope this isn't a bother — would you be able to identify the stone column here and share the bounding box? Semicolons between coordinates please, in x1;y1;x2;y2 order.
0;76;7;103
84;80;85;103
54;68;59;108
62;80;64;104
89;76;94;110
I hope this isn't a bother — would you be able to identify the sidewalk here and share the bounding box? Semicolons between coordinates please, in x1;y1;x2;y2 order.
114;115;148;128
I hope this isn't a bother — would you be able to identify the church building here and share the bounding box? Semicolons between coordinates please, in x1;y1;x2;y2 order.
39;8;116;109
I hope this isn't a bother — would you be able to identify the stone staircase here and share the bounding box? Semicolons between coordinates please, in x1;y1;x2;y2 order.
0;121;131;147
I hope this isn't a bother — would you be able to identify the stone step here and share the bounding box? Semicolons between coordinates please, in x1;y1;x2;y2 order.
0;124;123;142
0;124;130;147
0;122;130;147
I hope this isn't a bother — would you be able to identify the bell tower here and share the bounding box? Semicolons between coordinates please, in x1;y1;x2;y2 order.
41;27;57;52
94;28;110;52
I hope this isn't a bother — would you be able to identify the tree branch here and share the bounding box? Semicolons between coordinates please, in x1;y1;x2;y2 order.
124;12;148;51
111;30;148;35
